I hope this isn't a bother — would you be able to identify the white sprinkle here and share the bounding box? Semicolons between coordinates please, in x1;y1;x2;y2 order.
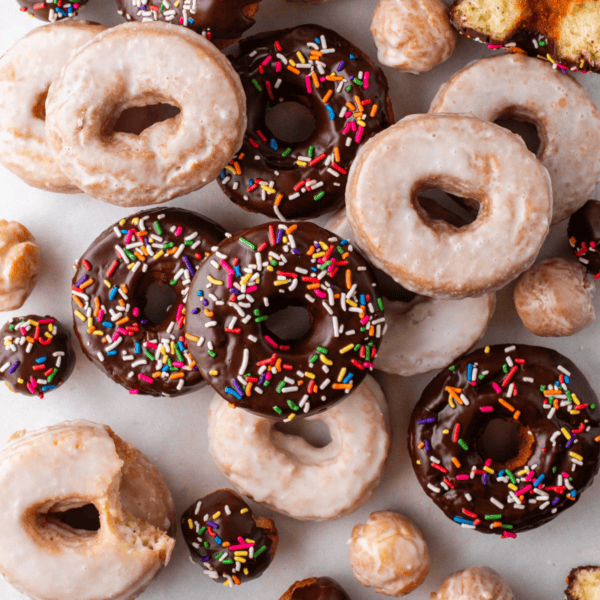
557;365;571;376
504;345;516;353
490;497;504;509
427;484;441;493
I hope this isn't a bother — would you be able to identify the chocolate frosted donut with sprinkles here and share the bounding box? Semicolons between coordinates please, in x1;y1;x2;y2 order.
181;488;278;587
17;0;88;21
568;200;600;276
408;344;600;537
71;208;225;397
185;221;385;419
0;315;75;398
219;24;394;220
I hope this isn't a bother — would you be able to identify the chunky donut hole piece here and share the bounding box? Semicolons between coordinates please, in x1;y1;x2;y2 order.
113;103;182;136
494;115;541;156
261;303;313;343
480;418;534;470
264;100;316;144
142;281;178;326
32;90;48;121
415;189;480;229
274;417;332;448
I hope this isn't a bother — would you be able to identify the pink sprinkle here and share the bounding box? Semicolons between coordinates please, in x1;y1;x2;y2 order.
138;374;153;383
237;537;246;544
501;532;517;539
276;62;281;72
229;543;254;551
132;307;139;317
456;474;470;480
355;126;365;144
305;74;312;94
525;471;535;482
364;71;370;89
562;471;570;478
176;304;184;321
112;332;120;341
342;123;351;135
492;382;502;393
314;289;327;299
360;315;369;326
27;383;36;395
485;459;492;467
363;362;375;369
220;260;235;274
480;406;493;412
125;229;134;244
488;44;503;49
117;327;128;336
470;381;476;386
264;335;279;348
351;121;357;132
515;484;532;496
38;318;55;325
261;55;272;66
146;342;158;349
20;327;27;335
172;361;185;368
175;226;183;237
227;274;233;288
29;377;36;388
97;309;104;322
265;371;272;381
344;110;352;118
129;389;139;395
178;17;183;24
246;285;258;294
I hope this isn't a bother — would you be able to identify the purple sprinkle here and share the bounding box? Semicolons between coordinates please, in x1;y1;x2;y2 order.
140;320;148;325
552;497;560;506
76;275;87;286
202;556;211;562
417;417;436;425
183;256;196;277
276;228;284;244
566;437;575;448
292;248;301;255
336;61;345;71
424;439;431;452
229;288;239;295
482;473;488;485
207;521;219;529
8;362;19;375
202;299;209;306
258;373;266;385
232;379;244;395
192;308;200;315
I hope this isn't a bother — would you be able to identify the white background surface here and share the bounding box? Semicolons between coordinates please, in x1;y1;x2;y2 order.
1;1;600;599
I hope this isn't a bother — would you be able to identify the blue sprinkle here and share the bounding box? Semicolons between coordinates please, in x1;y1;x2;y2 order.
326;105;335;120
453;517;473;525
565;376;570;384
349;53;356;59
41;385;56;392
188;18;194;24
162;365;169;372
340;240;349;245
360;294;366;305
107;350;117;356
215;536;222;544
342;373;354;384
234;266;242;277
417;417;436;425
533;474;545;487
570;490;577;497
248;178;254;186
102;321;114;328
108;286;118;301
498;470;505;477
121;229;128;234
35;356;47;364
220;170;226;179
314;37;321;44
467;363;473;381
270;138;278;151
226;386;242;400
197;290;204;297
178;341;186;352
135;343;141;354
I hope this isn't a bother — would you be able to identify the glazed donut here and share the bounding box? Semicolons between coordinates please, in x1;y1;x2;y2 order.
408;344;600;537
0;315;75;397
0;220;40;312
17;0;88;21
568;200;600;275
181;488;278;586
429;54;600;224
45;22;246;207
327;209;495;376
115;0;262;49
207;376;391;520
346;113;552;298
348;511;430;597
185;220;385;419
371;0;457;74
218;24;394;220
71;207;225;396
0;21;105;193
280;577;351;600
514;258;595;337
0;420;175;600
431;567;515;600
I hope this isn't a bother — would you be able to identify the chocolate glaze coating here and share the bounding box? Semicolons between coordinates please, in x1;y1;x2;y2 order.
0;315;75;397
218;24;394;220
71;208;225;397
114;0;260;44
408;344;600;536
185;221;385;419
285;577;351;600
17;0;88;21
181;489;276;585
568;200;600;275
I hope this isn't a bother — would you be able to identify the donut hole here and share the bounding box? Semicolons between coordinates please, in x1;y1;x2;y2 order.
373;267;416;303
113;102;181;136
415;189;480;228
141;281;178;326
264;100;316;144
261;303;313;343
33;502;101;539
47;503;101;532
480;418;534;470
274;417;332;448
32;90;48;121
494;115;541;155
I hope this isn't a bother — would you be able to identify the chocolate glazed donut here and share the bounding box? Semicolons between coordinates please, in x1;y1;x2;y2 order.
17;0;88;21
281;577;351;600
114;0;261;48
408;344;600;537
185;221;385;419
568;200;600;275
219;24;394;220
71;208;225;397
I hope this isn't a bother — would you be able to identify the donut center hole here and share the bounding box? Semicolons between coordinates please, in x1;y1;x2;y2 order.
113;103;181;135
262;304;312;342
47;503;101;531
32;90;48;121
416;189;480;228
142;282;178;326
494;116;541;155
373;267;416;303
275;418;332;448
265;101;316;143
480;418;534;470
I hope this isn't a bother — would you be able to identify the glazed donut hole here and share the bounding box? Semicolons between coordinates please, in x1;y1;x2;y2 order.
430;566;515;600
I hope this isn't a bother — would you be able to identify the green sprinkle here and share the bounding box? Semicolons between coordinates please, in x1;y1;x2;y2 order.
592;404;597;409
552;466;557;473
276;381;286;393
8;324;15;331
46;368;58;384
124;249;137;261
448;365;456;371
506;469;517;485
309;354;319;364
198;526;207;535
502;364;508;373
353;78;364;86
458;439;469;451
184;240;194;246
270;259;278;267
175;347;184;362
566;390;573;402
345;85;353;92
353;344;361;352
539;40;546;47
222;559;234;565
253;545;267;558
377;297;384;311
239;237;256;250
337;245;344;255
318;259;331;270
502;524;513;529
540;385;547;391
255;315;268;323
208;350;217;358
308;146;315;158
169;279;177;286
154;220;163;235
316;346;328;354
314;191;325;201
203;541;210;548
163;242;174;249
287;400;300;411
144;349;154;361
253;309;261;316
281;147;292;157
214;552;223;559
484;514;502;520
251;79;263;92
478;374;485;380
273;406;283;415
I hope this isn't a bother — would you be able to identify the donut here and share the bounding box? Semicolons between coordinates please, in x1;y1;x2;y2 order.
348;511;430;597
185;220;385;419
565;566;600;600
346;113;552;299
218;24;394;220
0;21;106;193
207;376;391;520
431;567;515;600
408;344;600;537
115;0;262;49
450;0;600;74
16;0;89;21
514;258;595;337
327;209;495;376
429;54;600;224
280;577;351;600
71;207;225;397
45;22;246;207
0;315;75;397
370;0;457;74
0;220;40;312
0;420;175;600
181;488;278;586
568;200;600;275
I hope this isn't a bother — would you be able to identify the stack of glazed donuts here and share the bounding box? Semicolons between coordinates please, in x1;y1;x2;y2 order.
1;1;600;599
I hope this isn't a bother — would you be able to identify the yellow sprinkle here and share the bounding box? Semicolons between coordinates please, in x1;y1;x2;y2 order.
74;310;86;322
483;466;495;474
17;378;24;384
296;50;306;63
119;219;126;226
103;279;111;288
416;460;421;465
561;427;572;440
261;185;276;194
212;511;221;520
234;551;248;556
93;330;103;336
240;508;249;514
319;354;333;366
508;483;518;491
570;410;581;415
570;452;584;461
346;299;358;308
235;557;247;563
225;165;237;174
289;58;297;67
517;468;529;476
241;273;252;286
448;397;456;409
266;266;274;272
304;372;316;379
340;344;354;354
207;275;224;286
337;367;346;383
547;53;555;63
274;279;289;286
485;346;490;353
296;161;308;167
209;370;219;376
357;120;366;127
152;250;165;261
188;519;194;529
243;569;249;576
443;429;450;434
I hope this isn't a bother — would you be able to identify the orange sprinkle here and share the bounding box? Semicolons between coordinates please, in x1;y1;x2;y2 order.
116;316;129;326
334;147;341;163
275;358;282;372
134;251;145;262
311;71;320;88
498;399;515;412
513;410;521;420
234;161;242;175
170;372;185;379
72;295;84;308
346;269;352;290
346;102;356;111
93;297;100;317
121;284;129;294
287;65;300;75
452;457;461;468
445;386;463;406
307;283;320;290
322;89;333;103
275;193;283;206
204;309;214;318
370;104;378;118
332;383;353;389
354;95;363;112
233;576;241;585
286;224;298;234
80;279;94;290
